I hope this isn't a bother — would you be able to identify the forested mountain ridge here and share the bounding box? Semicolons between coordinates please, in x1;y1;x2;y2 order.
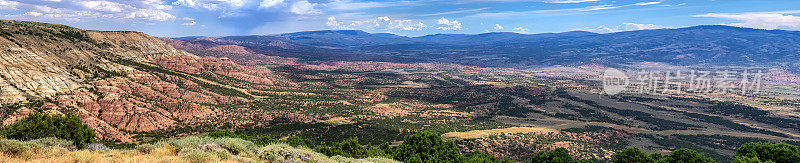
177;25;800;70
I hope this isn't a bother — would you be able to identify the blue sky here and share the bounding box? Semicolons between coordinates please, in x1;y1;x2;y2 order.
1;0;799;37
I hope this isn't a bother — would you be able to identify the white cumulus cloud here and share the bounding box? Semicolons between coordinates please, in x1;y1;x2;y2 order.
260;0;284;8
24;11;44;17
181;17;197;26
493;24;503;30
694;11;800;30
326;16;426;31
290;0;320;15
80;1;125;12
172;0;246;17
436;17;462;31
172;0;197;7
512;27;529;33
0;0;21;10
3;0;175;22
578;22;669;33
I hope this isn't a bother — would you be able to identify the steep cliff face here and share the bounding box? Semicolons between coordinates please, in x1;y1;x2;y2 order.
0;20;195;102
87;30;190;59
0;20;267;142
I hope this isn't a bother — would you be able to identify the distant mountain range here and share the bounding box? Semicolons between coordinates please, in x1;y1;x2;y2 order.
176;25;800;71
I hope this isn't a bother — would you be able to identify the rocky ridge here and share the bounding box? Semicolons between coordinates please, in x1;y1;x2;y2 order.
0;20;280;142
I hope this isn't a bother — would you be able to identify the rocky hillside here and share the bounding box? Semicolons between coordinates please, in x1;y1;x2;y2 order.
0;20;284;142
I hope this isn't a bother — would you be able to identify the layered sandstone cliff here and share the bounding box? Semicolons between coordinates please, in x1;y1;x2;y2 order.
0;20;260;142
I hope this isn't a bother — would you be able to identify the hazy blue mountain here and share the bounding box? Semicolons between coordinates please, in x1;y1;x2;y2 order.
173;25;800;70
276;30;415;48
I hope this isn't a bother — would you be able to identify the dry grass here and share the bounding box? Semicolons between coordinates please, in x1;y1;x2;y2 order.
1;150;180;163
0;139;399;163
0;148;253;163
152;143;177;157
442;127;557;140
322;117;354;125
0;143;238;163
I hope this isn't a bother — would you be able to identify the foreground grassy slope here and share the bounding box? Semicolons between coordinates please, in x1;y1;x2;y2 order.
3;133;799;163
0;137;398;163
1;111;799;163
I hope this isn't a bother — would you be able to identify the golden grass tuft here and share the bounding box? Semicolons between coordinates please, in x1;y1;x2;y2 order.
0;149;188;163
152;143;177;157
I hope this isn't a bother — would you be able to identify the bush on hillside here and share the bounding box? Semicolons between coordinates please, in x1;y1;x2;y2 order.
393;132;465;163
659;148;716;163
736;142;800;163
734;156;775;163
258;135;317;148
331;155;399;163
155;136;258;157
257;143;400;163
609;147;716;163
530;148;588;163
29;137;74;149
612;147;653;163
208;129;249;140
0;137;75;159
314;138;371;158
257;143;331;162
0;112;95;148
464;151;498;163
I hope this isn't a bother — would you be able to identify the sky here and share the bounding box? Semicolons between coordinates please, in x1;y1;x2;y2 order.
0;0;799;37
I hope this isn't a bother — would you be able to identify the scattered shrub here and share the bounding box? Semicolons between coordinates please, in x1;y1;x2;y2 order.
198;143;226;153
29;137;74;149
315;138;374;158
0;139;38;159
178;148;221;163
155;136;258;158
230;155;257;163
257;143;331;162
216;137;258;156
85;143;110;151
135;144;157;154
331;155;401;163
213;150;232;160
256;135;318;148
361;157;402;163
208;129;249;140
257;143;399;163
